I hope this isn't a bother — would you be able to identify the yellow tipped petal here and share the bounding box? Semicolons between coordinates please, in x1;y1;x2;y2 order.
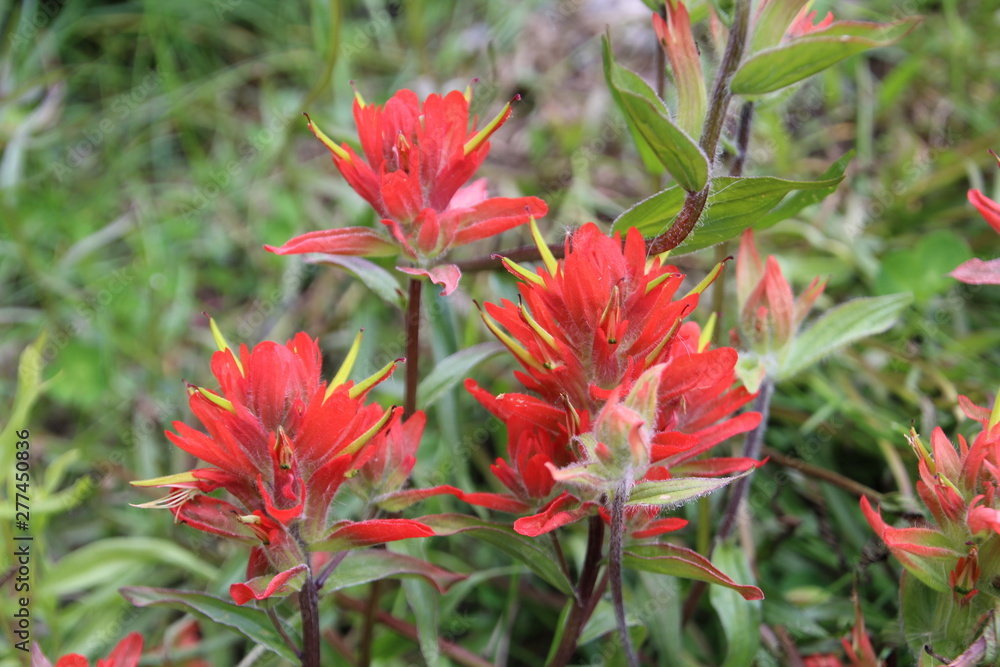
304;113;351;161
530;217;558;276
329;330;364;396
683;261;726;299
463;83;473;102
480;308;544;371
501;257;545;286
463;98;514;156
130;471;199;487
699;313;717;353
520;303;558;350
906;427;935;475
341;407;394;457
644;271;678;295
351;82;367;108
644;315;685;367
209;318;243;375
193;387;235;413
990;390;1000;430
348;358;399;400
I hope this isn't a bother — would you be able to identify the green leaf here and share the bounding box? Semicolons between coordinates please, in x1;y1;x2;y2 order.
394;541;443;667
709;541;762;667
613;175;844;253
417;342;505;409
732;17;922;95
1;331;59;462
311;254;405;309
420;514;574;595
874;230;971;304
755;151;854;230
624;543;763;600
320;549;464;593
780;292;913;379
46;537;218;596
627;470;753;508
603;35;709;192
120;587;299;661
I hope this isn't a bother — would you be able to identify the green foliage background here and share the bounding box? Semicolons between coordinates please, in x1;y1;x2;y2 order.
2;0;1000;664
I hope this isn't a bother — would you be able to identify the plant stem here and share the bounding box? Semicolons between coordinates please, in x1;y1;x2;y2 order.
404;278;422;419
358;579;383;667
682;375;773;624
332;593;494;667
299;574;322;667
761;447;885;502
647;0;751;255
547;516;605;667
266;607;300;659
609;484;640;667
731;101;755;178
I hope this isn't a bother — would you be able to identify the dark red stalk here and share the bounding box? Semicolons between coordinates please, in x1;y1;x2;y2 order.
547;516;605;667
609;483;640;667
403;277;422;419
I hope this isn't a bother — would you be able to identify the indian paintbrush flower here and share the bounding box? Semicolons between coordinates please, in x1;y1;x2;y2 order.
752;0;834;51
468;221;761;537
131;322;433;604
266;88;548;295
652;2;707;139
733;229;825;391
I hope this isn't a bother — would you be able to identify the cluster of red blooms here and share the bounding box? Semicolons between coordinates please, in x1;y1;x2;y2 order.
863;395;1000;607
131;325;433;604
465;220;763;536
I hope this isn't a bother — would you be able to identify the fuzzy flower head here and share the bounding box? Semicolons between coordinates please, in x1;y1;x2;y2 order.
862;394;1000;606
132;323;432;604
266;88;548;295
482;220;720;413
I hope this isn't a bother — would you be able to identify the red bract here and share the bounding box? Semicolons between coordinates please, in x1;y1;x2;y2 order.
483;221;710;412
952;153;1000;285
266;88;548;295
862;395;1000;602
32;633;143;667
132;323;433;603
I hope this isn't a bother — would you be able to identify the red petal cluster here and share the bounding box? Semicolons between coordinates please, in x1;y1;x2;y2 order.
952;178;1000;284
132;330;433;603
267;89;548;295
862;395;1000;603
467;223;761;536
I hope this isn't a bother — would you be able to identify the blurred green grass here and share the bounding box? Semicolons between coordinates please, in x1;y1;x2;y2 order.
2;0;1000;664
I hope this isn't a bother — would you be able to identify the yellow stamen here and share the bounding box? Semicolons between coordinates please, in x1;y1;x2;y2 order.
130;471;199;487
130;488;197;511
480;307;544;371
463;83;473;102
530;217;559;276
341;407;394;457
193;386;235;413
699;313;717;352
683;261;726;299
501;257;545;287
329;330;364;397
907;427;935;474
351;82;366;108
275;427;294;470
304;113;351;161
209;317;243;375
644;315;685;366
519;302;558;350
463;97;514;156
348;358;399;400
644;271;677;295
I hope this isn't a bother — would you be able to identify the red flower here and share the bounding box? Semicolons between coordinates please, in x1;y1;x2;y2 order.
132;323;433;603
952;153;1000;284
861;395;1000;601
32;633;143;667
266;88;548;295
482;220;711;412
